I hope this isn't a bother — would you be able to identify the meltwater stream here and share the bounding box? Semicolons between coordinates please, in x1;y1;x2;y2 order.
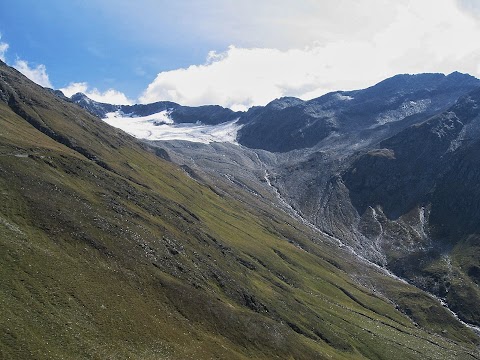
260;163;480;337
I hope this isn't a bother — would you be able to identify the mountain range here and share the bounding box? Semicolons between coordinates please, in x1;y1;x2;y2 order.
70;70;480;330
2;59;480;359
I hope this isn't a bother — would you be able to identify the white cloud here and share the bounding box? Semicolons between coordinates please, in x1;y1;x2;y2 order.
140;46;332;110
60;82;89;96
13;59;53;88
139;0;480;110
60;82;133;105
0;41;8;62
0;34;52;88
93;0;480;50
182;0;402;49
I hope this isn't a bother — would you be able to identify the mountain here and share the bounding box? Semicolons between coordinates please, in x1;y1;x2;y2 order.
4;62;479;358
71;72;479;148
237;72;480;152
250;82;480;328
234;74;480;328
70;92;241;125
72;71;480;334
69;93;243;143
342;87;480;324
234;74;480;327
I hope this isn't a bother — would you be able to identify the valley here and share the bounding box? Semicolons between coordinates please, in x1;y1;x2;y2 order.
2;60;480;359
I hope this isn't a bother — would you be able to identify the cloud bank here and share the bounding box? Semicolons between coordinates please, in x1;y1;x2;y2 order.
140;46;334;111
140;0;480;110
60;82;133;105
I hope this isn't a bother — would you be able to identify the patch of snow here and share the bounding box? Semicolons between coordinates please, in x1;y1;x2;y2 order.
442;254;453;276
418;206;428;238
448;125;467;152
448;114;480;152
335;93;354;101
103;111;242;144
375;99;431;126
105;109;174;125
431;113;461;139
369;207;387;263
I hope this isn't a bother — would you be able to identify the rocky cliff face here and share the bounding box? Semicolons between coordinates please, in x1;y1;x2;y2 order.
328;88;480;325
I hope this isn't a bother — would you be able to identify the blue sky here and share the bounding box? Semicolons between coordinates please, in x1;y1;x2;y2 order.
0;0;214;97
1;0;480;109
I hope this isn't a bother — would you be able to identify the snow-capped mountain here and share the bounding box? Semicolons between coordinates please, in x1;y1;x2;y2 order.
70;92;243;143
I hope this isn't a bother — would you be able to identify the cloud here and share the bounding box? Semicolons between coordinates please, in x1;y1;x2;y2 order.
457;0;480;17
140;0;480;110
59;82;88;96
92;0;479;51
3;1;480;109
139;44;398;110
0;34;9;62
183;0;401;49
13;59;53;88
61;82;133;105
91;0;400;50
140;46;331;111
0;34;53;88
0;43;8;62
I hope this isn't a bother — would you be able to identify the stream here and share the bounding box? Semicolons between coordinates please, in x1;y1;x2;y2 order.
259;161;480;337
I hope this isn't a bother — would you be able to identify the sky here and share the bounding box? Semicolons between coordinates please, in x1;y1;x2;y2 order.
1;0;480;110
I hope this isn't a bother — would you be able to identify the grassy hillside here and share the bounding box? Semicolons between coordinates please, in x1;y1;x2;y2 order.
0;61;479;359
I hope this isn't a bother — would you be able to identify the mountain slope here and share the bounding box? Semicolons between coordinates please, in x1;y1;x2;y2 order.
1;61;479;359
